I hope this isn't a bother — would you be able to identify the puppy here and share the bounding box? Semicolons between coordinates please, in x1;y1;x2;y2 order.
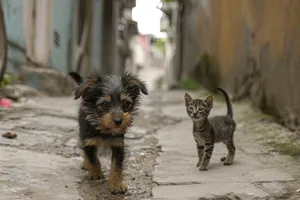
69;72;148;194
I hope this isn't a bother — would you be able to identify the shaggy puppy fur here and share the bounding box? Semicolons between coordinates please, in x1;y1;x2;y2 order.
69;72;148;194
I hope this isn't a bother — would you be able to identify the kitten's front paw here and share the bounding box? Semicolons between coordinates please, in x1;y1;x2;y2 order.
196;162;201;167
223;160;233;165
199;165;208;171
220;157;226;162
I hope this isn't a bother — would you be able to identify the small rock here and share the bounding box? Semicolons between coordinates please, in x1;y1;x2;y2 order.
65;138;78;147
0;84;43;101
139;152;145;156
2;131;17;139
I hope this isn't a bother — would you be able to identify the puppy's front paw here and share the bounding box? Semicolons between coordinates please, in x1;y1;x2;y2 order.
199;165;208;171
80;162;88;170
88;170;105;180
108;182;128;194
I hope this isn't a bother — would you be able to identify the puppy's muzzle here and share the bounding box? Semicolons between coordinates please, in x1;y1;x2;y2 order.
114;118;123;126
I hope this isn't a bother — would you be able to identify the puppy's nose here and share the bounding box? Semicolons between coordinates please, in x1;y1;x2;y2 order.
114;118;123;125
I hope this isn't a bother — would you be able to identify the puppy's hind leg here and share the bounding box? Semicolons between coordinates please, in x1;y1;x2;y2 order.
82;146;105;180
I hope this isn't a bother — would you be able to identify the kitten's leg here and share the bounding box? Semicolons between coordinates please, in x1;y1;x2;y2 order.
199;142;214;171
196;144;204;167
220;141;227;162
223;138;236;165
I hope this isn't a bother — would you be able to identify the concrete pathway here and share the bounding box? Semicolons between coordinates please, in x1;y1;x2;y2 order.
151;90;300;200
0;96;167;200
0;90;300;200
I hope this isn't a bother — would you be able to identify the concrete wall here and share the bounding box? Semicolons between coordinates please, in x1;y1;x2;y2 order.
2;0;103;75
180;0;202;80
1;0;137;95
184;0;300;130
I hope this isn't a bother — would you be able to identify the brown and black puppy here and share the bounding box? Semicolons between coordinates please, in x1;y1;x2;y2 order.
70;72;148;194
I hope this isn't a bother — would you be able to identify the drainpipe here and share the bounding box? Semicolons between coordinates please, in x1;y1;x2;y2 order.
177;0;185;82
0;1;7;82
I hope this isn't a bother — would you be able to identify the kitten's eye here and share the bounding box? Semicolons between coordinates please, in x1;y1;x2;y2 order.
188;107;193;111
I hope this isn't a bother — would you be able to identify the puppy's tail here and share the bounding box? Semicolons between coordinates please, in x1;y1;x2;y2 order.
68;72;83;85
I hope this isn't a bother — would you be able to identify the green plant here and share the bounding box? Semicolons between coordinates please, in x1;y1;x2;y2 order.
196;52;220;92
266;141;300;156
0;73;14;87
155;38;166;52
180;78;200;90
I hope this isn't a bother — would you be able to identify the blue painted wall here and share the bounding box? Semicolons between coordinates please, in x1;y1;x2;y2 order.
50;0;74;73
91;0;103;72
1;0;104;75
1;0;25;73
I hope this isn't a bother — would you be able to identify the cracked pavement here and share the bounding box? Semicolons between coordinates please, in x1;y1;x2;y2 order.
1;89;300;199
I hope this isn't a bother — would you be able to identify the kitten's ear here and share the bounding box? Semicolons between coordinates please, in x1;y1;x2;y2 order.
204;94;213;108
184;93;192;103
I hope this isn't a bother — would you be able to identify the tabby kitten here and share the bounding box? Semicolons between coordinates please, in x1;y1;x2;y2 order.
184;88;236;171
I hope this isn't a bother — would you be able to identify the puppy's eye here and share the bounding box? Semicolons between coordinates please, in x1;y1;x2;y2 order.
123;100;131;108
100;101;109;107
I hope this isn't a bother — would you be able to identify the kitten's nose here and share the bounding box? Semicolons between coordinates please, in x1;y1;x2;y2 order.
193;112;197;116
114;118;123;125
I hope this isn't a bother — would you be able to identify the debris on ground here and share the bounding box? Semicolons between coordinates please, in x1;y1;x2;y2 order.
2;131;17;139
0;98;12;107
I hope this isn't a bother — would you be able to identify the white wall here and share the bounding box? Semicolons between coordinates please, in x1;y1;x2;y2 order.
23;0;53;66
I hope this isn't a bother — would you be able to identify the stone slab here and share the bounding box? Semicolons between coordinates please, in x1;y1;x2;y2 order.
0;146;82;200
28;115;78;129
153;182;268;200
153;120;295;195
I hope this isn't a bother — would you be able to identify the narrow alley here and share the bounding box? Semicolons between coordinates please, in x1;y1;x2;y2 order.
1;87;300;200
1;0;300;200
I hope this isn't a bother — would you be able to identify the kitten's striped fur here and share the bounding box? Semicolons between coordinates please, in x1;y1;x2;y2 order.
185;88;236;171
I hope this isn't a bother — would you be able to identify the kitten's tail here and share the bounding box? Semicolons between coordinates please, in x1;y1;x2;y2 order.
68;72;83;85
217;87;233;118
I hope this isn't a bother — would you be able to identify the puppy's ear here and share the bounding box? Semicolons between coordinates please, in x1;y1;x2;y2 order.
68;72;83;85
122;72;148;95
73;75;98;99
